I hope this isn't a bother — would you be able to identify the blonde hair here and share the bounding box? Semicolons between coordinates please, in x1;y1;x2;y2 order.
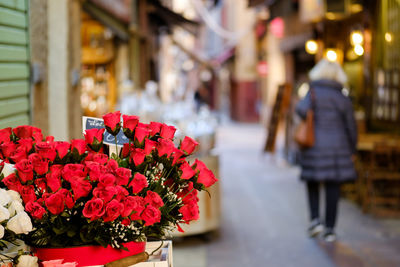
309;59;347;85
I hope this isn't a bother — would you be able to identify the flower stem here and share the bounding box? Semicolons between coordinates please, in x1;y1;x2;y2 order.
115;136;118;157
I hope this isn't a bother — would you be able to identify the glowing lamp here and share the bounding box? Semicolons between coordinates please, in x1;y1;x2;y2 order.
354;44;364;56
350;31;363;46
305;40;318;54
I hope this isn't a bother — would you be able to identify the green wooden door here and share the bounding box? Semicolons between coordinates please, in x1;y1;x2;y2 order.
0;0;30;128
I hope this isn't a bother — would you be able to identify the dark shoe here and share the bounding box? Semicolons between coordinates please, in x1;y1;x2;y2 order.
308;219;323;237
323;228;337;242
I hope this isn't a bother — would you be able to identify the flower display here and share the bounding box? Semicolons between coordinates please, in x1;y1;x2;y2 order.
0;112;217;249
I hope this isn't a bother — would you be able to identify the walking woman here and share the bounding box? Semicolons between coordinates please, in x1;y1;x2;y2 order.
296;59;357;242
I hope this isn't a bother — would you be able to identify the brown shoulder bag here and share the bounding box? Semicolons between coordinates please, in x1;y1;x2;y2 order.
294;88;315;148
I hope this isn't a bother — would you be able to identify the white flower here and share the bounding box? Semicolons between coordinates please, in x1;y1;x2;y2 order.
6;211;32;234
0;188;11;206
6;190;22;203
0;225;4;238
16;255;38;267
8;200;24;216
0;205;10;222
1;163;16;178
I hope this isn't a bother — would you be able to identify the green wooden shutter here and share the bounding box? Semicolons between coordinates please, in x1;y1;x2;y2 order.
0;0;30;128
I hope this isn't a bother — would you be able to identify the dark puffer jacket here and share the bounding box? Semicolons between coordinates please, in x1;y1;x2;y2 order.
295;79;357;182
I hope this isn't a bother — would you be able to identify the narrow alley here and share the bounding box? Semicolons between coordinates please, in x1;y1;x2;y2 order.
174;123;400;267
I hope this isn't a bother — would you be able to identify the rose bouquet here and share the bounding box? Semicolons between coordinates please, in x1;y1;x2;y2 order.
0;112;217;250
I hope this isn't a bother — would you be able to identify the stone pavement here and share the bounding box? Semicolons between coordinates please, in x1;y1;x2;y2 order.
173;123;400;267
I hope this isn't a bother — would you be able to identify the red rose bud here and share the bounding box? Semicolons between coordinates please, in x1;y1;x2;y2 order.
45;135;55;142
103;111;121;136
9;146;27;163
115;186;129;202
122;115;139;139
157;138;175;158
160;124;176;140
18;138;34;153
46;166;62;192
36;141;57;161
115;167;131;186
83;198;105;220
12;125;33;139
149;122;162;136
103;199;123;222
1;142;17;158
121;143;133;158
34;177;47;193
197;167;218;188
15;159;34;183
85;128;105;152
106;159;118;172
172;148;184;165
58;188;75;209
55;141;70;159
20;185;37;203
99;173;116;187
71;139;87;155
3;173;22;192
25;201;46;219
141;205;161;226
134;127;150;145
31;155;49;175
144;139;157;155
129;173;148;194
179;161;196;180
45;192;65;215
121;196;140;217
179;202;199;222
70;177;92;200
93;153;109;165
130;148;145;166
93;186;117;203
144;191;164;208
0;128;11;144
31;126;42;140
85;161;102;182
180;136;199;155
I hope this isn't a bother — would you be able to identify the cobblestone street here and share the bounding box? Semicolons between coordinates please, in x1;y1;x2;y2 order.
174;123;400;267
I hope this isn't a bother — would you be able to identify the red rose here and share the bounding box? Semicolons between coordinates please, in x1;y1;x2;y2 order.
197;167;217;188
1;142;17;158
84;128;105;152
0;128;11;144
62;164;86;182
3;173;22;192
34;178;47;193
13;125;33;139
171;148;184;165
99;173;116;187
83;198;105;220
114;185;129;201
129;173;148;194
54;141;70;159
177;182;197;203
144;191;164;208
103;199;123;222
106;159;118;173
20;185;37;204
122;115;139;138
58;189;75;209
121;218;130;225
148;122;162;136
141;205;161;226
160;124;176;140
103;111;121;135
121;143;132;158
32;130;43;143
85;161;102;181
157;138;175;158
128;196;145;220
46;165;63;192
121;196;143;217
93;186;117;203
9;146;27;163
45;192;65;215
179;161;196;180
179;202;199;222
45;135;54;142
36;141;57;161
134;127;150;144
92;153;108;165
70;139;87;155
130;148;145;166
18;138;34;153
144;139;157;155
180;136;199;155
30;155;49;175
25;201;46;219
70;177;92;200
115;167;131;186
15;159;33;183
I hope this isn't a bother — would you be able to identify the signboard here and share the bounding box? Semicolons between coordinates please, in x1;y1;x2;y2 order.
82;116;129;147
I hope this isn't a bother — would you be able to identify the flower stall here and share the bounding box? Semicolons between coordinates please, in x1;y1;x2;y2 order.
0;111;218;266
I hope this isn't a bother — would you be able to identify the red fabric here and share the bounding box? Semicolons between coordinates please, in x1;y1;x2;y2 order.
33;241;146;266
